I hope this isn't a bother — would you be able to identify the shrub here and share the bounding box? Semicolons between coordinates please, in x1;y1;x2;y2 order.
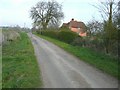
82;37;105;53
71;36;84;46
36;28;78;44
58;30;78;44
37;30;58;39
59;26;69;31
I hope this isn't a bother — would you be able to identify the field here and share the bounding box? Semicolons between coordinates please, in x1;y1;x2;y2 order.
35;33;119;80
2;31;42;88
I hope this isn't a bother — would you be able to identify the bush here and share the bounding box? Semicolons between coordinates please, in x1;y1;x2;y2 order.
71;36;84;46
37;30;58;39
58;30;78;44
59;26;69;31
36;28;78;44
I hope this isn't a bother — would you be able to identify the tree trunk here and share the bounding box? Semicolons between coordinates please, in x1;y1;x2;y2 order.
42;23;47;30
104;1;113;54
109;2;112;23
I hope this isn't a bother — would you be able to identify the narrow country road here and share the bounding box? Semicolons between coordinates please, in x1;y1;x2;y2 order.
28;33;118;88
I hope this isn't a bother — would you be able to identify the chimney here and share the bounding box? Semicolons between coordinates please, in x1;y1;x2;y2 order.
71;18;74;21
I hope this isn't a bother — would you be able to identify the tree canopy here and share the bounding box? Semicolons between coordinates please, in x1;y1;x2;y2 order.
30;0;64;30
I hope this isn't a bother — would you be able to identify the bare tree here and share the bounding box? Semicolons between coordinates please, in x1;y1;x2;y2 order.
113;1;120;28
30;0;64;30
87;19;103;36
93;0;118;21
93;0;118;54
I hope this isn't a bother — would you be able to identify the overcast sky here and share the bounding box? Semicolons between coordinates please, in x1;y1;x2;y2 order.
0;0;102;28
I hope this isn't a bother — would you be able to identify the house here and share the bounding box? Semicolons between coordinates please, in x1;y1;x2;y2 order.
62;18;87;37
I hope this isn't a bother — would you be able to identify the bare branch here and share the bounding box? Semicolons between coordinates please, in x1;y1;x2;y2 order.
92;0;118;21
30;0;64;29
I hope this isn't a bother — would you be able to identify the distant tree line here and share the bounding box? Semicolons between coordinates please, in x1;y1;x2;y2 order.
1;26;31;32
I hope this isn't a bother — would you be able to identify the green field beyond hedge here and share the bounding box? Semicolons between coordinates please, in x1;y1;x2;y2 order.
2;32;42;88
35;32;119;80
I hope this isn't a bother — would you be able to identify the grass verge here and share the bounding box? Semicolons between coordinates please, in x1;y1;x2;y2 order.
2;32;42;88
35;33;119;80
0;45;2;89
0;29;2;89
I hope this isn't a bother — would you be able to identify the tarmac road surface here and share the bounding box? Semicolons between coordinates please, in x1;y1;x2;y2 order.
28;33;118;88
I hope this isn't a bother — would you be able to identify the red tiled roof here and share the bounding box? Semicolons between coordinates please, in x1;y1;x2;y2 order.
61;19;87;36
70;20;86;29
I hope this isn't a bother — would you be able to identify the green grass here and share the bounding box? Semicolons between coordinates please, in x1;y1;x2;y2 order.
0;29;2;89
2;32;42;88
35;33;119;80
0;45;2;89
